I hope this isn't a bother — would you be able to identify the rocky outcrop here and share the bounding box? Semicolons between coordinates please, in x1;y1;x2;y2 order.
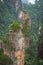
3;0;22;17
0;11;31;65
6;29;25;65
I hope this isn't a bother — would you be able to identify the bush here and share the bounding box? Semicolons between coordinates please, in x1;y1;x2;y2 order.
9;22;21;32
0;48;13;65
0;48;4;55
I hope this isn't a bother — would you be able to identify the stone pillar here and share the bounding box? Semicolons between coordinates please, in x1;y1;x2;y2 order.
15;50;24;65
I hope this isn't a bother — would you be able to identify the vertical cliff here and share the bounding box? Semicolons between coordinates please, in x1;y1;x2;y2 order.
3;0;22;17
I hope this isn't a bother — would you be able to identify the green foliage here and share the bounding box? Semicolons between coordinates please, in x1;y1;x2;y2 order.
0;55;12;65
0;48;4;55
0;54;13;65
24;48;34;65
39;60;43;65
9;22;21;32
22;9;28;14
0;48;13;65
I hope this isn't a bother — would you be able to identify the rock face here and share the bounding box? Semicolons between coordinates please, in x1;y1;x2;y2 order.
6;29;25;65
6;29;25;51
38;31;43;59
4;0;22;17
11;0;22;12
19;11;31;48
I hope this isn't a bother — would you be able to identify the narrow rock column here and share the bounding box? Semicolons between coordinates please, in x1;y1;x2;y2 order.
15;50;24;65
15;29;25;65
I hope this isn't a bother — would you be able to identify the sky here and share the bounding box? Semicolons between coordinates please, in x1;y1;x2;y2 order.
1;0;35;4
21;0;35;4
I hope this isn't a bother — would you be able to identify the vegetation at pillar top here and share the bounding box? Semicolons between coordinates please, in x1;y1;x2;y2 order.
22;9;28;14
9;22;21;32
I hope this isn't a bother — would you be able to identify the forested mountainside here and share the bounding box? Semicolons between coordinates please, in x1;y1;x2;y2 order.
0;0;42;37
0;0;43;65
22;3;39;34
0;0;43;35
0;1;35;37
0;0;22;36
22;0;43;35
